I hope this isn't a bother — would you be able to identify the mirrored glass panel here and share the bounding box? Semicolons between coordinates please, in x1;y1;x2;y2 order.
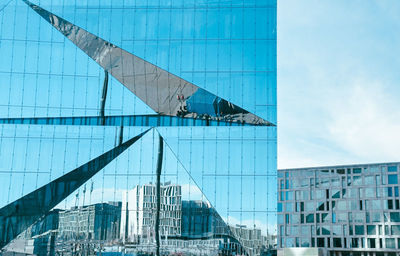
0;0;276;255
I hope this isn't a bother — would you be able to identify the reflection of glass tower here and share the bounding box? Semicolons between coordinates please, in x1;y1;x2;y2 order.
121;183;182;242
0;1;277;255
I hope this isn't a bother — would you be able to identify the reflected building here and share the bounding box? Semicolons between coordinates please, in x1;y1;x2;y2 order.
58;202;121;241
181;200;216;239
121;183;182;243
230;225;267;255
278;163;400;256
121;183;268;255
2;210;60;256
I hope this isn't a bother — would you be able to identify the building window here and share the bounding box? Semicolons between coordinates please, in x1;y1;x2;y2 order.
286;202;293;212
355;225;364;235
317;238;324;247
353;176;362;186
390;212;400;222
322;226;330;235
388;200;394;210
367;225;376;235
286;238;295;247
304;202;314;212
332;225;342;236
386;238;395;249
306;214;314;223
322;213;329;223
317;202;324;211
365;175;374;185
292;214;300;224
332;189;340;199
388;187;393;197
333;238;342;248
391;225;400;235
388;174;398;185
278;214;284;224
285;214;290;224
368;238;376;249
337;169;345;175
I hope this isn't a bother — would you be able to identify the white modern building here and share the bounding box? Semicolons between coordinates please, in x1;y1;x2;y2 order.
120;183;182;243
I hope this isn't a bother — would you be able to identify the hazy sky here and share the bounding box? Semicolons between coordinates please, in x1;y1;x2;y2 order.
278;0;400;169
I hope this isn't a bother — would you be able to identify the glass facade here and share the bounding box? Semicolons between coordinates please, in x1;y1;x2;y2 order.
278;163;400;255
0;1;276;255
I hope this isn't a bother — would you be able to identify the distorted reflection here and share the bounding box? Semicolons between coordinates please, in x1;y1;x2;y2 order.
2;181;275;256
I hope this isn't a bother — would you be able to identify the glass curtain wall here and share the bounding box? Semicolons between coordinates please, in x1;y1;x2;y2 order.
0;0;277;255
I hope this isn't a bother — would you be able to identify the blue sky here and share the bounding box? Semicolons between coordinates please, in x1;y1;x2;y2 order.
278;0;400;168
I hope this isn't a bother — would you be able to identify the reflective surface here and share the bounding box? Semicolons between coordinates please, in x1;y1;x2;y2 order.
0;0;277;255
0;129;148;248
24;0;272;126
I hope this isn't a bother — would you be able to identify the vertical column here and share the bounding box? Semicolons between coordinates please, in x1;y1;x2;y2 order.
155;135;163;256
100;70;109;125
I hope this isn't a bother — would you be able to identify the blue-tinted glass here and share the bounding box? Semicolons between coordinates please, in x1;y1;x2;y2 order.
0;0;277;254
388;175;398;185
386;238;396;248
388;187;393;197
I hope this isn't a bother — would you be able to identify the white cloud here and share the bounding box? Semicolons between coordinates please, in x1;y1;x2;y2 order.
223;215;277;236
278;0;400;169
326;80;400;161
180;183;204;201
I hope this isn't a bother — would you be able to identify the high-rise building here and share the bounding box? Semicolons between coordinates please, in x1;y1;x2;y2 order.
0;1;277;255
121;183;182;242
278;162;400;256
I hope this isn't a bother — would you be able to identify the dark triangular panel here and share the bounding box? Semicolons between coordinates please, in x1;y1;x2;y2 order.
0;124;150;207
23;0;272;126
0;128;150;249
